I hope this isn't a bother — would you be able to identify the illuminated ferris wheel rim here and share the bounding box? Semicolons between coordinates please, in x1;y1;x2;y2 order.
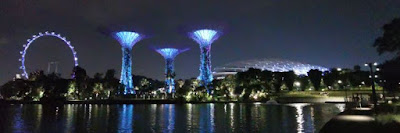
18;31;79;79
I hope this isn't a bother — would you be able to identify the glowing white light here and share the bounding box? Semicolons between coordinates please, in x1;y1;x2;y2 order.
254;102;262;105
214;58;329;76
288;103;309;133
338;80;343;84
373;62;378;66
337;68;342;71
336;115;374;122
376;68;380;71
294;81;301;87
335;104;346;112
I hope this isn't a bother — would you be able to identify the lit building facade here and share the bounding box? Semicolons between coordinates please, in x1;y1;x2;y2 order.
213;58;329;79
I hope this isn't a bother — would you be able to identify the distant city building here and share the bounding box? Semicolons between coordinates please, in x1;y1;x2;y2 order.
213;58;329;79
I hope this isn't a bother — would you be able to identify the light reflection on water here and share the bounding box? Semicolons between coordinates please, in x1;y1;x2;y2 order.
287;103;309;133
0;103;343;133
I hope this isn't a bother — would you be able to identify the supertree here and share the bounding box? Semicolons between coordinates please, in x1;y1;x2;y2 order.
189;29;222;92
155;48;189;93
112;31;143;95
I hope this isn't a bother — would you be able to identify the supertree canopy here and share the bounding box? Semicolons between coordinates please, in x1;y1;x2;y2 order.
189;29;222;92
155;48;188;93
112;31;143;95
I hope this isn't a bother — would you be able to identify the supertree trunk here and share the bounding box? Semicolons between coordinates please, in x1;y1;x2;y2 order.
165;58;175;93
199;45;213;88
121;47;134;94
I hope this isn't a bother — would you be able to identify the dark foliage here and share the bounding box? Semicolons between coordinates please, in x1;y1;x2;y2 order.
308;69;322;91
283;71;296;91
373;18;400;57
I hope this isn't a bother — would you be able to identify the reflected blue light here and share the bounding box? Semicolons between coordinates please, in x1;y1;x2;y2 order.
112;31;144;94
156;48;188;93
119;105;134;132
163;104;175;132
199;104;215;132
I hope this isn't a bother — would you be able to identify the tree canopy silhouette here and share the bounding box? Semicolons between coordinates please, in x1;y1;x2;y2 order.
373;18;400;58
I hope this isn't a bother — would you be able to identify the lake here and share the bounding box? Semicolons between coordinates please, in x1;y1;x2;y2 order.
0;103;344;133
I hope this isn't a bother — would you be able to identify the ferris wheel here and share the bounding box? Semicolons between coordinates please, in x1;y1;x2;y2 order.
18;31;79;79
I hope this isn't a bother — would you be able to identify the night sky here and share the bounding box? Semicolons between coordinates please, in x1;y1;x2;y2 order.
0;0;399;84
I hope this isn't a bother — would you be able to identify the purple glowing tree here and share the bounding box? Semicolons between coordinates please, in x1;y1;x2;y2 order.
189;29;222;92
155;48;189;93
112;31;143;95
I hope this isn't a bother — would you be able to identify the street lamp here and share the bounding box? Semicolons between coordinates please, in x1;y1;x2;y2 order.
365;62;378;110
338;80;347;102
294;81;301;91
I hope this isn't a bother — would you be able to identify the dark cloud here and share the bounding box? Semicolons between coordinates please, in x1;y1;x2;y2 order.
0;37;8;45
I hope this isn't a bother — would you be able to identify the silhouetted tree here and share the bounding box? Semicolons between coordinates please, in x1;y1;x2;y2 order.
272;72;284;92
380;58;400;92
348;66;366;88
373;18;400;58
73;66;88;99
299;76;310;91
103;69;119;97
93;73;103;83
260;70;273;92
283;71;296;91
308;69;322;91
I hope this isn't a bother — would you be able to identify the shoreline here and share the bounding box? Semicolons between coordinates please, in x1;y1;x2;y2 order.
0;97;346;104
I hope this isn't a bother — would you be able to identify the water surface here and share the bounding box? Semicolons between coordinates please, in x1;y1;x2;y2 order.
0;103;344;133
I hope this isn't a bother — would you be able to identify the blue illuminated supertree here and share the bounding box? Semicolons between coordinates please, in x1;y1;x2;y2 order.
189;29;222;92
155;48;188;93
112;31;143;95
